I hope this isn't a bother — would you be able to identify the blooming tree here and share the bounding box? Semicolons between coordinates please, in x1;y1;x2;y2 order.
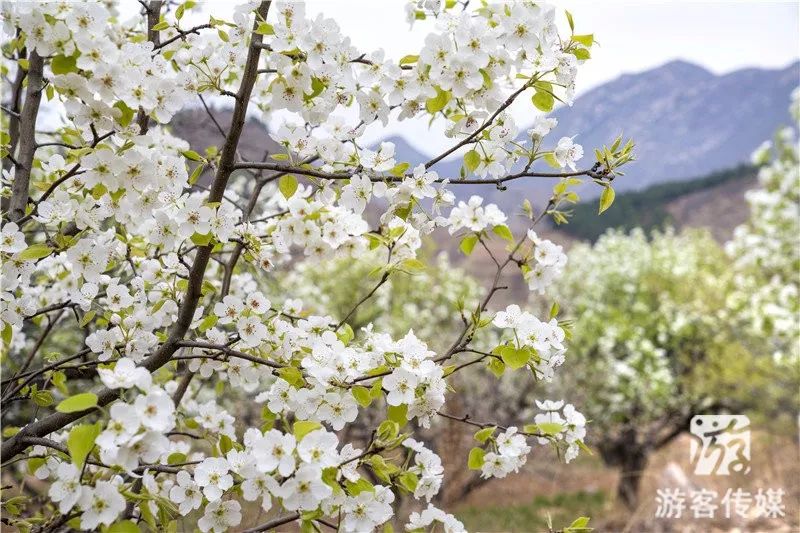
554;228;740;509
0;1;632;531
726;88;800;364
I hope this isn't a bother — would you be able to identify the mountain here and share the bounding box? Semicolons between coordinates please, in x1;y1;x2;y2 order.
543;59;798;191
387;60;798;205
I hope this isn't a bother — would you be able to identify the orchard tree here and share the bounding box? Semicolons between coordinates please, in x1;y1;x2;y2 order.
0;2;632;531
554;228;742;509
726;88;800;364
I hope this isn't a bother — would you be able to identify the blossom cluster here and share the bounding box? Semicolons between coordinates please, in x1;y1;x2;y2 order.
555;228;731;423
725;88;800;362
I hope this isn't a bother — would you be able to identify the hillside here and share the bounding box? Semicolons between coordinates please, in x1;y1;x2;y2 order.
560;164;757;242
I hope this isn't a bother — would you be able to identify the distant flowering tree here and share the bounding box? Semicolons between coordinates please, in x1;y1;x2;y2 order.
726;88;800;364
554;228;740;509
0;1;632;531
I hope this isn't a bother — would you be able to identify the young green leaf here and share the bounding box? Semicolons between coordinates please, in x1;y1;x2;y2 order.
17;244;53;262
463;150;481;173
473;426;496;443
459;234;479;255
293;421;322;440
351;386;372;408
467;447;485;469
496;345;531;370
279;174;298;199
181;150;204;162
67;422;101;469
492;224;513;242
532;90;555;113
598;186;615;214
56;392;98;413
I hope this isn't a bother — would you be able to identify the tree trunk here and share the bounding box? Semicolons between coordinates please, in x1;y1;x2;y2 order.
616;447;648;509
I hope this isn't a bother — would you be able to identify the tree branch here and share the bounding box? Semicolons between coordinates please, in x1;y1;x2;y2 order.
135;1;163;134
7;51;44;222
231;160;604;185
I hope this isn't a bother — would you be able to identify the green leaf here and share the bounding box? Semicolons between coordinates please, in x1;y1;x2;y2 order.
543;152;561;169
463;150;481;173
218;434;233;454
496;345;531;370
190;232;213;246
387;404;408;426
67;422;101;469
56;392;98;413
293;421;322;440
188;163;205;185
598;186;615;214
397;472;418;493
181;150;203;162
425;86;450;114
459;234;479;256
565;516;592;532
467;447;485;470
79;310;96;328
1;322;11;347
278;366;304;387
337;323;354;345
532;89;555;113
399;55;419;65
487;357;505;378
256;22;274;35
345;478;374;496
32;390;54;407
377;420;399;441
52;371;67;394
572;34;594;47
549;301;560;319
167;452;187;465
389;162;410;177
565;10;575;32
398;258;425;272
537;422;564;436
50;54;78;75
474;426;496;443
17;243;53;261
351;386;372;408
572;48;591;61
479;68;492;89
492;224;513;242
279;174;298;199
197;314;217;333
108;520;142;533
151;21;170;31
113;101;135;127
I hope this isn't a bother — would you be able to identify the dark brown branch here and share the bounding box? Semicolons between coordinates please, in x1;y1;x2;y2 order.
135;1;163;134
231;160;603;185
7;51;44;222
153;23;213;50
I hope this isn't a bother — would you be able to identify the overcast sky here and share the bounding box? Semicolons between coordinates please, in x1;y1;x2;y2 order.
115;1;800;154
